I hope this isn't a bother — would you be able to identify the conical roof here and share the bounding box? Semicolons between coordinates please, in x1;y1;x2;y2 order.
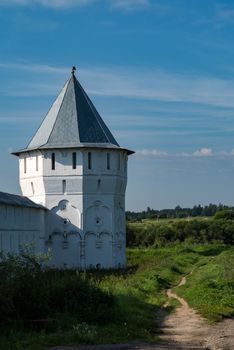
13;70;133;155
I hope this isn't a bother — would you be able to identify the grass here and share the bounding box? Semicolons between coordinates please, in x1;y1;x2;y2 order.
0;244;233;349
176;245;234;322
131;216;210;225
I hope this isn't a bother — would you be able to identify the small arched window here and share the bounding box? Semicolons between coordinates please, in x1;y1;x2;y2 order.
107;152;110;170
51;153;55;170
72;152;76;169
24;157;27;173
118;153;121;171
124;154;127;171
62;180;66;194
88;152;92;169
31;182;35;195
36;155;38;171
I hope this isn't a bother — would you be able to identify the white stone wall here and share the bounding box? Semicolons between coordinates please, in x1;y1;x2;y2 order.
82;149;127;268
19;151;45;205
18;147;128;269
0;203;46;256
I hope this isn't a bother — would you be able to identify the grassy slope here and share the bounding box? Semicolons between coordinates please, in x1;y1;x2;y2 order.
1;244;233;349
176;245;234;322
95;246;200;343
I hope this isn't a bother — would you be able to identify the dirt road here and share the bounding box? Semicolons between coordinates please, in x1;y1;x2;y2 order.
156;275;234;349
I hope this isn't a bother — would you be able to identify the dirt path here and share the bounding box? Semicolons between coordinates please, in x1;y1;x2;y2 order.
49;275;234;350
156;275;234;349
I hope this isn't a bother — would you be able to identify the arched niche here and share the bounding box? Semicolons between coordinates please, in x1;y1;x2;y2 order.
52;200;81;228
113;231;126;266
85;201;112;234
116;202;125;232
48;231;81;268
84;231;112;269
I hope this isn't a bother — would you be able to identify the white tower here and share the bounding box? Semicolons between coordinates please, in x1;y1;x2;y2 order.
13;68;134;269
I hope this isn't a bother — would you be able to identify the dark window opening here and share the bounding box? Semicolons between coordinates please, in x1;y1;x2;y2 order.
118;153;121;170
24;157;27;173
72;152;76;169
107;153;110;170
62;179;66;194
88;152;92;169
31;182;35;195
51;153;55;170
36;155;38;171
124;154;127;171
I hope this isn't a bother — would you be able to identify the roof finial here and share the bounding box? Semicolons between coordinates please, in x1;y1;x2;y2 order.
71;66;76;76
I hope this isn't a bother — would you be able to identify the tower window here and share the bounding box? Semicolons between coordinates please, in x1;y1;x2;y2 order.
36;155;38;171
31;182;35;195
107;152;110;170
24;157;27;173
88;152;92;169
62;180;66;194
72;152;76;169
51;153;55;170
118;153;121;171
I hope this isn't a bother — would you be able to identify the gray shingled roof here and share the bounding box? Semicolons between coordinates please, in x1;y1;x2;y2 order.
13;72;133;155
0;191;46;210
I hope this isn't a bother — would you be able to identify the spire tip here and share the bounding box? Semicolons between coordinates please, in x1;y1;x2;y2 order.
71;66;76;75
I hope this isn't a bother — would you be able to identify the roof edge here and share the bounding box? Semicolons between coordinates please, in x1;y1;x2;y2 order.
0;191;47;210
12;144;135;156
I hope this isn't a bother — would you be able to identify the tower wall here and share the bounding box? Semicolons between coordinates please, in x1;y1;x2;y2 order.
19;147;128;269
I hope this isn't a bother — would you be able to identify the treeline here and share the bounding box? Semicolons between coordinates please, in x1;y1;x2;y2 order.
126;203;233;221
126;216;234;247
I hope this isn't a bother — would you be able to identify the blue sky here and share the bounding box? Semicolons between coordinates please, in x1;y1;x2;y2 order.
1;0;234;210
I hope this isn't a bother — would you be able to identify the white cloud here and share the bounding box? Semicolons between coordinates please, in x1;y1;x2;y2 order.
137;148;234;158
0;62;67;74
79;66;234;108
110;0;150;11
0;116;35;123
0;0;95;8
138;148;214;158
216;150;234;156
0;0;151;9
215;4;234;23
217;9;234;21
0;111;42;123
3;62;234;109
193;148;213;157
177;148;214;158
0;0;168;11
0;0;27;4
38;0;95;8
137;149;168;156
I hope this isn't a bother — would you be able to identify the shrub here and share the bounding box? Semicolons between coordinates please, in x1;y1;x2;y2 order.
72;322;97;343
0;252;115;325
214;210;234;220
126;218;234;247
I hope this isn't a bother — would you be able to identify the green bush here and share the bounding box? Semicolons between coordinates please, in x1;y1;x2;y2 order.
0;252;115;325
214;210;234;220
127;218;234;247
